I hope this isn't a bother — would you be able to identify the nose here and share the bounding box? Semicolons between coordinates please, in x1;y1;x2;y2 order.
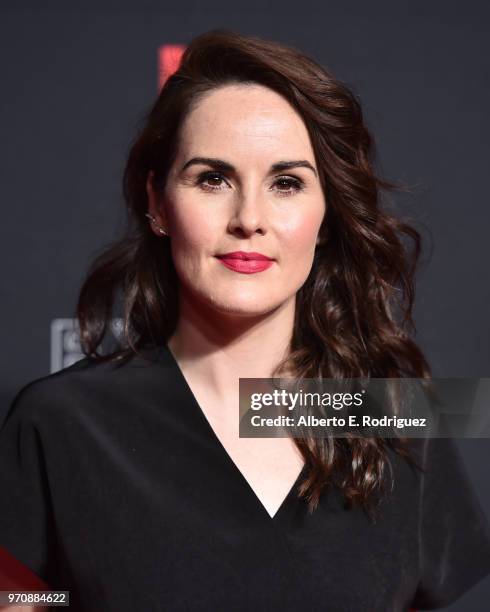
227;190;267;238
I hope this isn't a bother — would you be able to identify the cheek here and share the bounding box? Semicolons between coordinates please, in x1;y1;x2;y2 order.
280;208;323;254
170;201;219;255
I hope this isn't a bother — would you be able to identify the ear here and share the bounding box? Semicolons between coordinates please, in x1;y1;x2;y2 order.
146;171;168;228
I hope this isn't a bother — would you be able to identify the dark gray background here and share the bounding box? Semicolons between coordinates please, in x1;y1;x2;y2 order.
1;3;489;609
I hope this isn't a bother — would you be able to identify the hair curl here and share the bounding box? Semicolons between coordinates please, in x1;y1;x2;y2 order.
77;29;430;518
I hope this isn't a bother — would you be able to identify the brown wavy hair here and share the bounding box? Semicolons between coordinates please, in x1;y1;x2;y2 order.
76;29;430;518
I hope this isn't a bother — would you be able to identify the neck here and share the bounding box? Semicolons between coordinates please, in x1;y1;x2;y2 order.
167;289;296;401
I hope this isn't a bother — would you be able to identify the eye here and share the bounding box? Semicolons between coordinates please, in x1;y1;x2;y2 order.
196;171;229;192
272;176;305;197
195;171;305;196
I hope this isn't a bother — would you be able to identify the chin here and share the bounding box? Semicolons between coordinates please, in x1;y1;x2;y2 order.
206;292;281;318
182;280;286;318
212;299;276;317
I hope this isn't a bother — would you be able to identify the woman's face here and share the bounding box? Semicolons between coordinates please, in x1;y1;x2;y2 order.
147;83;326;318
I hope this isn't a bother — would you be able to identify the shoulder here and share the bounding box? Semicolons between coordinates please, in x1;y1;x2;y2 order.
3;345;171;430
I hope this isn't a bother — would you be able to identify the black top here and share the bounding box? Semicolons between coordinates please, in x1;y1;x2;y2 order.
1;344;490;611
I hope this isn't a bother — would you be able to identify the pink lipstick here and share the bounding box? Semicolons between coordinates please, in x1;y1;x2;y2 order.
216;251;274;274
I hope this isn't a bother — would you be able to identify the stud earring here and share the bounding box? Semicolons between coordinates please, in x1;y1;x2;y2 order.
145;213;169;237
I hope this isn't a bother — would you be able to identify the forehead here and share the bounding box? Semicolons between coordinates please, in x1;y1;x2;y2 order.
177;84;315;160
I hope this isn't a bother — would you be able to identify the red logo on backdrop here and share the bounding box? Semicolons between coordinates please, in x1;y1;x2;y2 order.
158;45;185;90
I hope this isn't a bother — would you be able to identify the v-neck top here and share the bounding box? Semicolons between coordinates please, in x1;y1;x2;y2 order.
1;343;490;611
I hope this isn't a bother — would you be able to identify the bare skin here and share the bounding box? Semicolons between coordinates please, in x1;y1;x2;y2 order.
147;84;326;517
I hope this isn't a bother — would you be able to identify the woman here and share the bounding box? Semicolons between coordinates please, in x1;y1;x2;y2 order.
1;29;490;611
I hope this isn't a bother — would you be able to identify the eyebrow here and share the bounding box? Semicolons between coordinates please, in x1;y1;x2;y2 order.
180;156;318;178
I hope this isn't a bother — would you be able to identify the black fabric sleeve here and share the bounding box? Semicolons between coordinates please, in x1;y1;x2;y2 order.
0;384;57;585
411;437;490;609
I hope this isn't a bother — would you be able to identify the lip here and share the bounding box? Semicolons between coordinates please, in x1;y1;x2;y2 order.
216;251;274;274
216;251;274;261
